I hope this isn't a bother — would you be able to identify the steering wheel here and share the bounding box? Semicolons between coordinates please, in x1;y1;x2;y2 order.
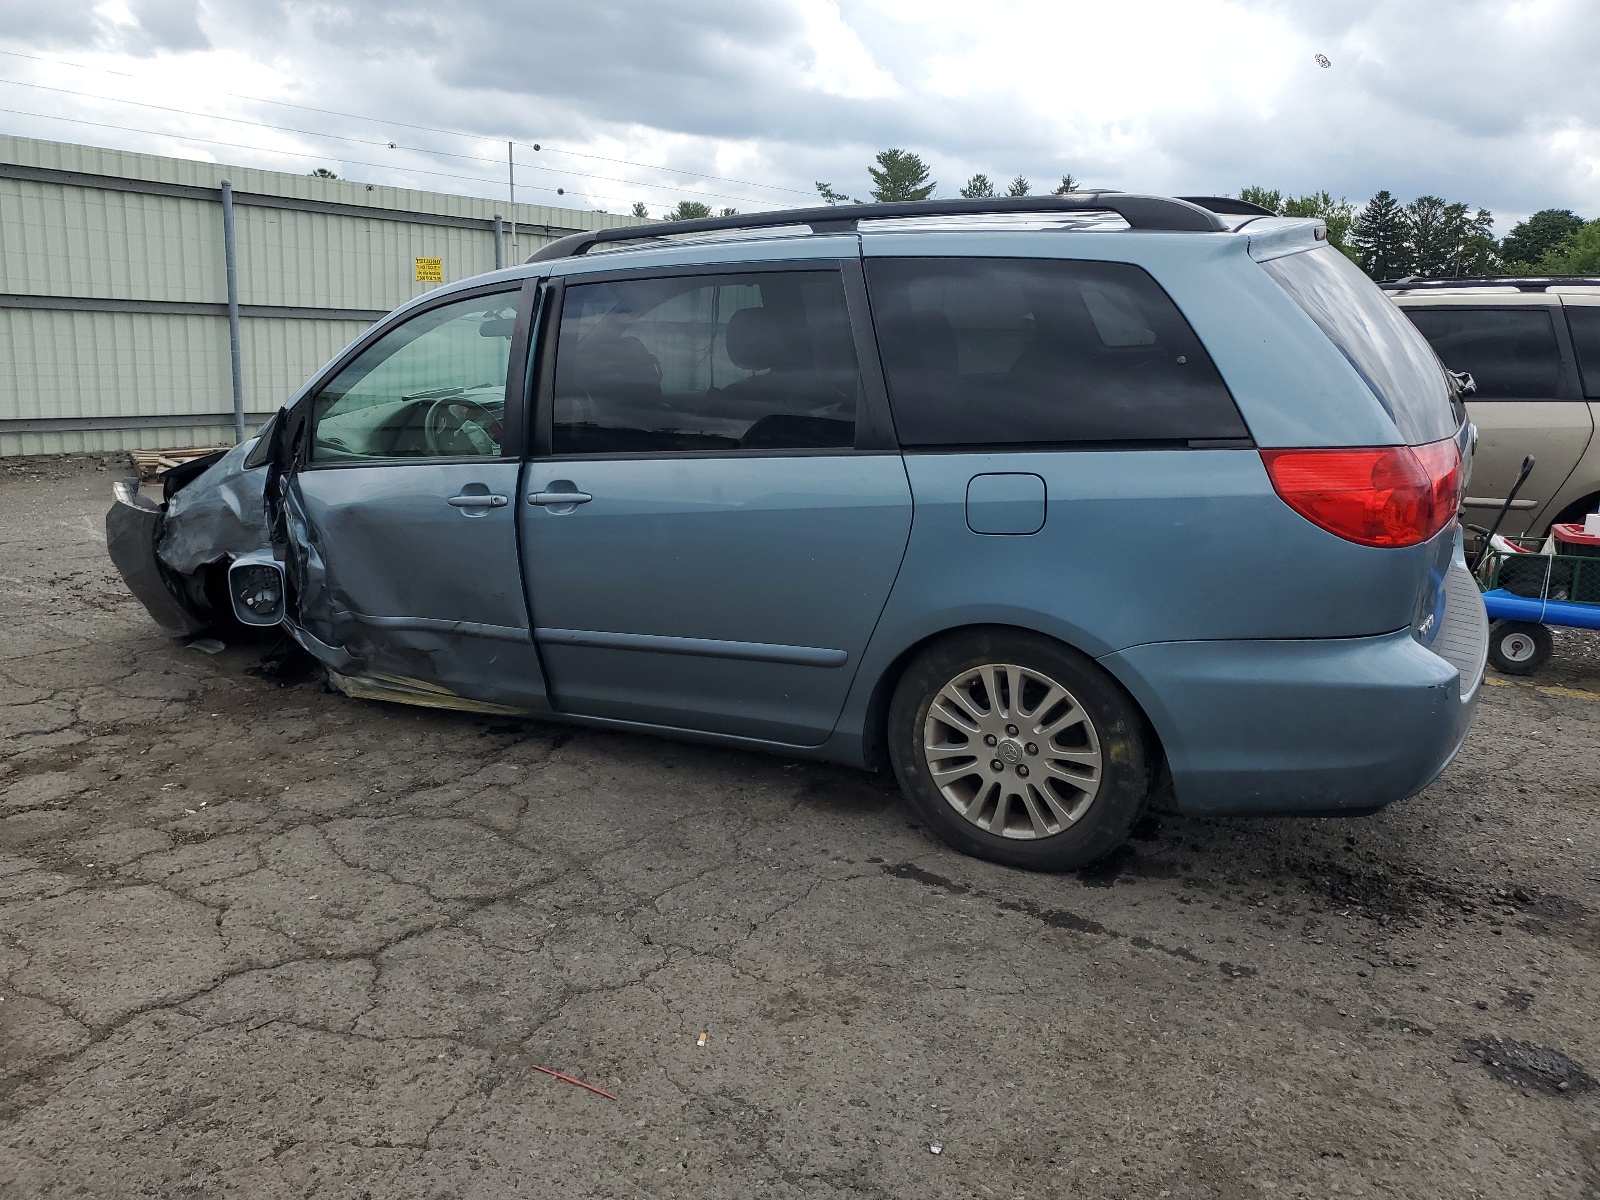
424;396;501;456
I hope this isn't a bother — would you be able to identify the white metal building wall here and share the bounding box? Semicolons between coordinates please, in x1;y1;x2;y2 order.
0;135;638;456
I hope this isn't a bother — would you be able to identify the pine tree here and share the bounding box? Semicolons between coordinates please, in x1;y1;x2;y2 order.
667;201;713;221
868;149;935;202
815;181;856;205
1007;176;1031;197
1052;175;1078;195
1351;191;1411;279
960;173;996;199
631;202;650;218
719;208;739;218
1407;197;1461;275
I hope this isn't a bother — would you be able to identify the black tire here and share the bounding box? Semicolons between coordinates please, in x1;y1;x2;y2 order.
1487;620;1553;676
887;628;1151;871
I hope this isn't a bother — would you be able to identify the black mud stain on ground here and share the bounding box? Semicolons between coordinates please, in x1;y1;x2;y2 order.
1464;1038;1597;1096
881;861;1217;968
884;863;969;894
1502;988;1535;1012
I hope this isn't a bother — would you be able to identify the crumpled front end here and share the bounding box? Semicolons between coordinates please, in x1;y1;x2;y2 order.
156;439;270;576
106;435;272;637
106;480;208;637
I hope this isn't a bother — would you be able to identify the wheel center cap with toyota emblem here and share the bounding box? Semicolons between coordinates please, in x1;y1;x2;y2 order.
998;739;1024;765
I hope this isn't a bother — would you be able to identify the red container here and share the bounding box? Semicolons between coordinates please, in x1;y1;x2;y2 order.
1552;523;1600;559
1552;523;1600;603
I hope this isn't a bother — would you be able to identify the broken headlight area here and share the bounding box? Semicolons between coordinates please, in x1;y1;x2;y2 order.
227;552;287;627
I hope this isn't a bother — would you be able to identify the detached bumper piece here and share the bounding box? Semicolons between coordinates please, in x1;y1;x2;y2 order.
106;481;207;637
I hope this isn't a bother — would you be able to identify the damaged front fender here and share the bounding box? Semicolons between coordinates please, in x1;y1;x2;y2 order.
106;480;208;637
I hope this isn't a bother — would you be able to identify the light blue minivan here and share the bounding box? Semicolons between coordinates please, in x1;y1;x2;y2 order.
109;195;1488;870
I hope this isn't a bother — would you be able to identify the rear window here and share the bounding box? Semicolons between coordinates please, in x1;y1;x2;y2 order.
1260;247;1456;443
1403;308;1561;399
1566;306;1600;399
864;257;1247;447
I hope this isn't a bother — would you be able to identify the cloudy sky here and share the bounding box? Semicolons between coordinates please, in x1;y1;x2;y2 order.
3;0;1598;230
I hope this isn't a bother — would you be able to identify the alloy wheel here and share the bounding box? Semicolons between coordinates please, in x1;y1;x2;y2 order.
921;662;1103;840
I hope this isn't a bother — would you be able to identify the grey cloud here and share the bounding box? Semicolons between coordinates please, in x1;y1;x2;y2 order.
4;0;103;46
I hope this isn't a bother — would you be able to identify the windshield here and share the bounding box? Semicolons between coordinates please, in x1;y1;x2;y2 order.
1261;247;1456;444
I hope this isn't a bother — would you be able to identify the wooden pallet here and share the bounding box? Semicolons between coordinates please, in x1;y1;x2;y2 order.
129;446;231;481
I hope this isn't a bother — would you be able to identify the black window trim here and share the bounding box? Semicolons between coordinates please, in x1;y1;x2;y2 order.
859;253;1250;450
299;277;538;471
531;258;898;461
1404;303;1582;403
1560;300;1600;400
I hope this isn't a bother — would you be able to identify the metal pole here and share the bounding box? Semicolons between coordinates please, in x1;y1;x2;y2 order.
507;141;516;265
494;214;504;269
220;179;245;443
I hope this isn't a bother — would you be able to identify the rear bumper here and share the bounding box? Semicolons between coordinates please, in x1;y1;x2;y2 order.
1102;623;1483;818
106;481;207;637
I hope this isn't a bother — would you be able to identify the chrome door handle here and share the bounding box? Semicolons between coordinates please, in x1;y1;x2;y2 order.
529;491;593;506
448;494;508;508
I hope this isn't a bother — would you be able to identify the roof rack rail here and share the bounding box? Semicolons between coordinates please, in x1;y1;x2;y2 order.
1379;276;1600;292
526;193;1229;263
1177;196;1277;217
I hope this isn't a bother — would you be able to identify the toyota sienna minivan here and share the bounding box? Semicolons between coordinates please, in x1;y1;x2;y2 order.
109;194;1488;870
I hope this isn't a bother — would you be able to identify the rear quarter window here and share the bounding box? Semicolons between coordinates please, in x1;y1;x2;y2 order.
864;257;1247;447
1259;247;1456;444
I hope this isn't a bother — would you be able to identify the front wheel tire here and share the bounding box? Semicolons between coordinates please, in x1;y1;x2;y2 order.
887;629;1151;871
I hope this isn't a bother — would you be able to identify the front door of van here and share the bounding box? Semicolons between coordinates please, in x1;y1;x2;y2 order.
520;263;912;745
1404;304;1593;534
276;280;549;712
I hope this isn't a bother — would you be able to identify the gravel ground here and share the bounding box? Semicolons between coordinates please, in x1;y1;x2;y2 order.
2;453;1598;1199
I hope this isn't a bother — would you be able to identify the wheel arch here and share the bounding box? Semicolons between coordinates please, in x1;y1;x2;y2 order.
853;621;1171;789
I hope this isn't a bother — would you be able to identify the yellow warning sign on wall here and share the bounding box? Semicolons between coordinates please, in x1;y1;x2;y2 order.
414;257;443;283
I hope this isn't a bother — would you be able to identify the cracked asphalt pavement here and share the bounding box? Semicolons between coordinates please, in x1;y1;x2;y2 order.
3;454;1599;1199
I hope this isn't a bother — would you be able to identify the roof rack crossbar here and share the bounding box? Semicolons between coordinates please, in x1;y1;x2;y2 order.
526;193;1230;263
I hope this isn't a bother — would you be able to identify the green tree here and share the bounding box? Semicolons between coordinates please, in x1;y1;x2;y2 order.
1007;176;1031;197
631;201;650;218
666;201;713;221
1052;175;1079;195
1501;209;1585;269
1282;191;1355;254
719;207;739;218
1238;185;1283;214
309;167;339;179
960;173;997;199
1537;219;1600;273
1404;198;1498;277
815;181;856;205
1351;190;1411;279
868;149;935;202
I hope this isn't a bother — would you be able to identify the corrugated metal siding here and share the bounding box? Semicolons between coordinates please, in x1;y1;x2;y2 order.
0;134;638;456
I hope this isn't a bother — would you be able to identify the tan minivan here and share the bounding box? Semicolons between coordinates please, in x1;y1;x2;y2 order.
1387;280;1600;535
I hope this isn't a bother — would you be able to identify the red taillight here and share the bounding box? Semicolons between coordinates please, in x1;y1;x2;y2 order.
1260;438;1461;548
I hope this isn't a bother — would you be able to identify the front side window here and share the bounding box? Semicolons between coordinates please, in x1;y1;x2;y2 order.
1562;305;1600;399
551;270;860;455
1404;308;1562;400
311;292;519;462
864;257;1246;446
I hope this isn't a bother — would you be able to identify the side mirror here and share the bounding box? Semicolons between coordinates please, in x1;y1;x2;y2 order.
227;550;286;626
